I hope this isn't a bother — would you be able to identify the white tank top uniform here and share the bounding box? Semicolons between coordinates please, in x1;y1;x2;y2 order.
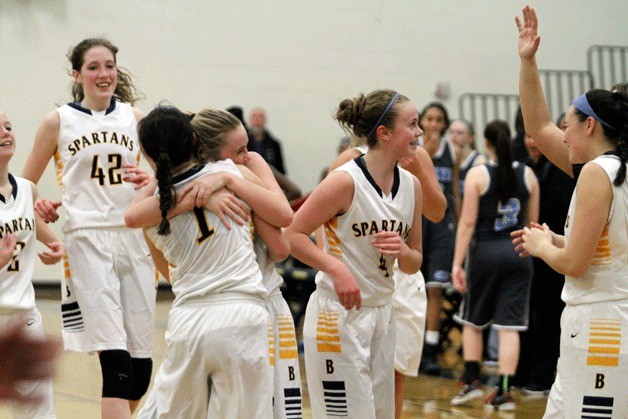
355;145;427;377
0;175;56;418
303;156;416;418
254;235;303;419
55;101;156;357
139;159;272;419
544;154;628;419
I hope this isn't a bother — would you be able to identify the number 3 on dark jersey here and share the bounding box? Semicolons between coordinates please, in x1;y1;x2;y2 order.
193;207;215;244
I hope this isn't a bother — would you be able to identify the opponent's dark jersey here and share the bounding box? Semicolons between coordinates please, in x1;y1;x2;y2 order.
475;162;530;240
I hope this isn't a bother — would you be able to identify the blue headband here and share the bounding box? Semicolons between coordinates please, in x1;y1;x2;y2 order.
367;93;400;138
572;93;615;130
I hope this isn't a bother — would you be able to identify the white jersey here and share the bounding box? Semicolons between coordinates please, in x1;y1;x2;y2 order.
318;157;416;307
0;176;37;311
146;160;267;306
253;234;283;295
562;154;628;305
55;101;141;232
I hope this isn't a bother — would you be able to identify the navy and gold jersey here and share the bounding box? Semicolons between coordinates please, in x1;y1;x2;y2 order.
55;101;140;232
146;160;267;306
0;176;37;311
318;156;416;307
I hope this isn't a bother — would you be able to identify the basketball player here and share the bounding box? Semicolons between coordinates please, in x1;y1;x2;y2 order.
21;39;156;419
133;106;276;418
126;108;301;418
0;111;65;417
513;6;628;417
450;120;539;411
328;136;445;418
286;89;423;418
417;102;457;376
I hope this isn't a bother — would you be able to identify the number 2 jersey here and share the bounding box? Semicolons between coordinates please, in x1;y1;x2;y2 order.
55;101;141;233
474;161;531;240
319;156;416;307
0;175;37;311
145;160;267;307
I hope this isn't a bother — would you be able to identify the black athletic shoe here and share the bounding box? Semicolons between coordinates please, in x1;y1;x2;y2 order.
419;343;441;376
485;391;515;411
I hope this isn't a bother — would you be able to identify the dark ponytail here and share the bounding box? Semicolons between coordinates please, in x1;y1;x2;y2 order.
155;152;175;235
138;106;196;235
484;120;515;202
611;91;627;186
578;89;628;186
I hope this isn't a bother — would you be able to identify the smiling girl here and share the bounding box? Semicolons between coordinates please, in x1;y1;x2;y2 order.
21;39;155;419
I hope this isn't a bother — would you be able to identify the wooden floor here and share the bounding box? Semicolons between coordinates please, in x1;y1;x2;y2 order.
0;289;548;418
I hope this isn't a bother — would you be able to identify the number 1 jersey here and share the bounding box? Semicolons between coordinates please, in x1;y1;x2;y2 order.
55;101;140;233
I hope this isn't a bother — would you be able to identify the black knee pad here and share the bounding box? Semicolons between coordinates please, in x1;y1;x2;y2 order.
99;350;133;399
129;358;153;401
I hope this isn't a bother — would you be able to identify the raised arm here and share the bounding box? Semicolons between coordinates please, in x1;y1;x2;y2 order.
516;5;571;175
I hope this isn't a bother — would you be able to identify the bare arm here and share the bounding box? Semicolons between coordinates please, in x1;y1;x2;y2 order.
30;182;64;265
522;163;611;277
451;167;482;292
525;167;540;225
401;147;446;222
254;215;290;262
516;5;572;175
21;111;59;183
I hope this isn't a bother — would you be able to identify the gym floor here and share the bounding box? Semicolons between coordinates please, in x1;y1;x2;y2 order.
0;287;547;418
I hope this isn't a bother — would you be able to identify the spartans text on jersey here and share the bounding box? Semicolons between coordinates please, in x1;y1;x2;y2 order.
0;217;35;237
67;131;135;156
351;219;410;239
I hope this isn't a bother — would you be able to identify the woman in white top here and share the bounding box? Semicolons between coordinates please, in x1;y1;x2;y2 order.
286;89;423;418
513;6;628;418
21;38;155;419
0;111;64;418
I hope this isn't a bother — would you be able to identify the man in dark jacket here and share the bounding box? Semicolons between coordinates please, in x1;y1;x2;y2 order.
248;107;287;175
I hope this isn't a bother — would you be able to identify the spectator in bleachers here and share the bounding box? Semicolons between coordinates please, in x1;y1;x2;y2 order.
228;106;301;200
450;119;486;217
248;107;287;175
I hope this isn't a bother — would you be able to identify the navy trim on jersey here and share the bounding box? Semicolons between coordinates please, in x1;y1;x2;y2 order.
0;173;19;203
171;165;205;184
68;99;117;116
354;155;400;199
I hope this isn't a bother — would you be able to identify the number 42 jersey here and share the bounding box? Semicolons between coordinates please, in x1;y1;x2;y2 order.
55;101;141;233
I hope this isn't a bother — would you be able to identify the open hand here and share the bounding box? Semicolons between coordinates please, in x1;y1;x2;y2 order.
122;164;153;190
38;241;65;265
515;5;541;60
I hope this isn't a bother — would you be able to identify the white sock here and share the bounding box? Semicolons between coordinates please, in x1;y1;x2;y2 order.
425;330;440;345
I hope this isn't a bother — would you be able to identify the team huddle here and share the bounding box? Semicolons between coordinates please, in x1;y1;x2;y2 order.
0;4;626;419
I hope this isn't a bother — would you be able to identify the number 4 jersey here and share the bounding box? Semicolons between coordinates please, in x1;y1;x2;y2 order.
0;175;37;311
55;101;141;233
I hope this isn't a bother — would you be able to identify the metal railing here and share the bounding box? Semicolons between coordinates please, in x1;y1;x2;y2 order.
587;45;627;89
